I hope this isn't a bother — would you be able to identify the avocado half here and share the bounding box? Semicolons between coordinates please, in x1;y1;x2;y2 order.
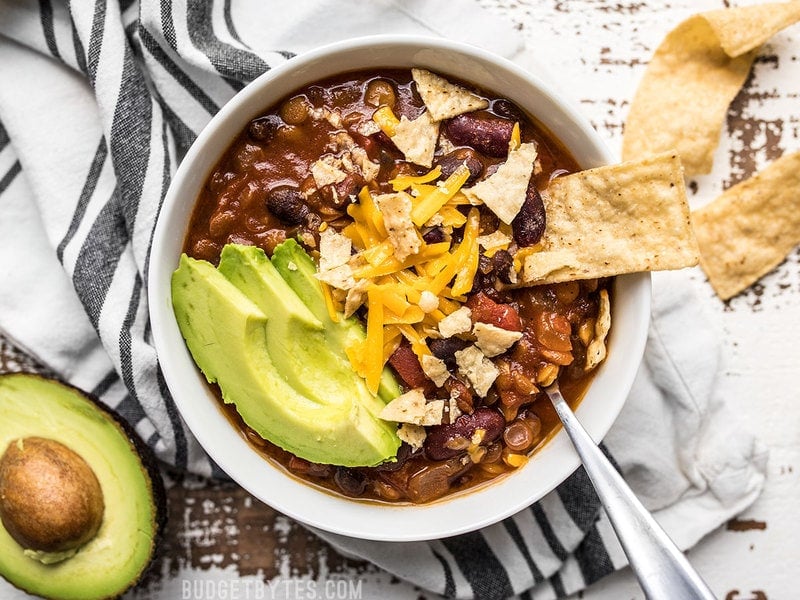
0;373;165;600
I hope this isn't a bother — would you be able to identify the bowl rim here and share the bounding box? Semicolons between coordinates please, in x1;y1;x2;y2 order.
148;33;651;541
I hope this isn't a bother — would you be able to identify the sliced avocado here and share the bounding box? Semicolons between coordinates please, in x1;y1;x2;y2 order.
0;373;165;600
171;248;400;467
270;239;402;402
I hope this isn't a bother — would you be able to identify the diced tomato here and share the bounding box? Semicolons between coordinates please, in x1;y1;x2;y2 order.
466;291;522;332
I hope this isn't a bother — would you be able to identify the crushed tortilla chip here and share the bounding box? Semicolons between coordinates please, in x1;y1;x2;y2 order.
462;143;537;224
421;354;450;388
316;228;355;290
392;110;439;168
522;153;699;285
585;289;611;370
379;389;444;426
473;322;523;357
376;192;421;261
397;423;426;450
622;3;800;175
692;151;800;300
311;154;347;188
411;68;489;121
455;345;499;398
438;306;473;338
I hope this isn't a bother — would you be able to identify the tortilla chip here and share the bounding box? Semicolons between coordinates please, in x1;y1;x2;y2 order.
462;143;537;224
522;153;699;285
622;2;800;176
703;2;800;57
392;110;439;168
585;289;611;371
692;151;800;300
412;68;489;121
376;192;421;261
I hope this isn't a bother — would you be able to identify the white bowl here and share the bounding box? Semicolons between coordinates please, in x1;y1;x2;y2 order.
149;35;651;541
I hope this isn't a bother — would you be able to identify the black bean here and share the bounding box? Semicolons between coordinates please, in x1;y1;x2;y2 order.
375;443;413;471
247;114;283;143
424;407;505;460
265;185;308;225
492;250;514;284
333;467;367;497
435;148;483;185
492;98;525;123
512;181;546;246
478;253;493;275
445;112;515;158
429;337;470;371
422;227;445;244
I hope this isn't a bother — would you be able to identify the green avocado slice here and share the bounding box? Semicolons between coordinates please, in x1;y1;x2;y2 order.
0;373;164;600
270;239;402;402
171;246;401;467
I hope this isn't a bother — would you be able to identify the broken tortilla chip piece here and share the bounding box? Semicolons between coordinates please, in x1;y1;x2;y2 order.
462;142;538;225
522;152;699;285
392;110;439;168
412;68;489;121
692;151;800;300
622;2;800;176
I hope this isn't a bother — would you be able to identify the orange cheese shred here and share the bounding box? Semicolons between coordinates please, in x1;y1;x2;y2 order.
390;165;442;191
411;164;471;226
364;287;385;394
372;105;400;137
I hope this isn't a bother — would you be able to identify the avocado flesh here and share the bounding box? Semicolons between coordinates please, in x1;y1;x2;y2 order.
172;246;401;467
270;239;402;402
0;374;161;600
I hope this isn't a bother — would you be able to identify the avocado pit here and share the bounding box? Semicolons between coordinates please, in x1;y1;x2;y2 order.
0;436;104;561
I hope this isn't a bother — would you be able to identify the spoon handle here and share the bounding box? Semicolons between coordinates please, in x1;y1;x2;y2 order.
546;385;716;600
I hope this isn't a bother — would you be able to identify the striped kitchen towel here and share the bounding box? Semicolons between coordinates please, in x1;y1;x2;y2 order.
0;1;766;599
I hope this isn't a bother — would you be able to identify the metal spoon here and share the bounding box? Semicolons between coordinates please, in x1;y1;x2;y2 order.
544;382;717;600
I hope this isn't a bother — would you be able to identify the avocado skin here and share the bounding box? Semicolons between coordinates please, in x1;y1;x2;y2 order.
0;373;166;600
172;244;401;467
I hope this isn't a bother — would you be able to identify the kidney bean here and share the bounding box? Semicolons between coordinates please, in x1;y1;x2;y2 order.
265;185;308;225
445;112;515;158
406;455;471;503
424;407;505;460
333;467;367;497
247;114;283;143
512;181;546;247
192;239;221;263
388;343;432;391
434;148;483;185
209;210;236;237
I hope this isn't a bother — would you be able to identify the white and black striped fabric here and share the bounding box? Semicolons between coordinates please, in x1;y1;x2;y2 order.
0;2;767;599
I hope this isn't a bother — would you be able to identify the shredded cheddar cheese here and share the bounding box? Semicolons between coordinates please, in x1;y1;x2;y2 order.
372;105;400;137
323;160;486;392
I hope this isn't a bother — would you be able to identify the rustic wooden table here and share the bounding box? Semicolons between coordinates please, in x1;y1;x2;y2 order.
2;1;799;599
